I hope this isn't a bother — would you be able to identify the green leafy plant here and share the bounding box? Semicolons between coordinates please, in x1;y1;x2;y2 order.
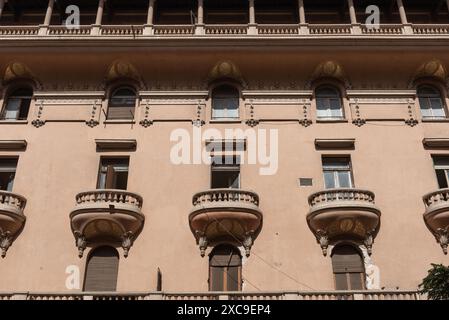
419;264;449;300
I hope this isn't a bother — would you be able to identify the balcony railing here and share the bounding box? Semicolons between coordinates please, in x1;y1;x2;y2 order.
1;23;449;39
192;189;259;207
0;290;421;300
309;188;376;208
0;191;27;215
75;189;143;209
423;188;449;210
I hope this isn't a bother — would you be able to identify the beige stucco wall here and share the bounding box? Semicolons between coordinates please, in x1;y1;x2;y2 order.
0;46;448;293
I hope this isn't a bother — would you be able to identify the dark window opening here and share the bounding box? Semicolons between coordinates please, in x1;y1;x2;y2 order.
103;0;149;25
209;245;242;292
304;0;350;24
107;87;136;120
255;0;298;24
354;0;402;24
205;0;248;24
211;85;239;119
433;156;449;189
0;158;18;192
211;156;240;189
97;158;129;190
0;0;47;26
332;245;365;290
155;0;197;25
2;87;33;120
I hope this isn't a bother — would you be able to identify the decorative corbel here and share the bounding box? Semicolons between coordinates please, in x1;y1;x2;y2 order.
243;231;254;257
316;230;329;256
121;231;134;258
0;231;12;258
74;231;87;258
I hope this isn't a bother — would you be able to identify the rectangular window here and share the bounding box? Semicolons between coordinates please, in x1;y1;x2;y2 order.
433;156;449;189
97;158;129;190
211;156;240;189
212;99;239;119
322;157;353;189
317;98;344;119
0;158;18;192
420;97;446;119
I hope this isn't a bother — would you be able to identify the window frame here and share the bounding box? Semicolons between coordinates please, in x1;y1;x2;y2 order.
210;155;241;189
0;157;18;192
106;86;137;120
417;85;447;119
2;87;33;121
433;155;449;189
208;245;242;292
315;85;345;120
322;156;354;189
97;157;130;190
211;84;240;120
331;244;366;291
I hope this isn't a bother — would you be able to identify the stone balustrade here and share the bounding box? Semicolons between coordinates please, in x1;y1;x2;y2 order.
0;290;421;300
75;189;143;209
309;188;376;208
192;189;259;207
0;191;27;214
1;23;447;39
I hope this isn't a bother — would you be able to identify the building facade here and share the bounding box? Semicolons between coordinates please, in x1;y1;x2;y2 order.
0;0;448;300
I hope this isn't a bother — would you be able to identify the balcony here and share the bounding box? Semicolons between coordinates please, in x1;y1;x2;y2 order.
307;189;381;256
1;23;449;42
0;191;27;258
69;190;144;258
0;290;421;300
423;189;449;254
189;189;263;257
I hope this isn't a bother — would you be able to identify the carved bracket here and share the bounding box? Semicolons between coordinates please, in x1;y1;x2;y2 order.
0;231;12;258
74;231;87;258
121;231;134;258
316;229;329;256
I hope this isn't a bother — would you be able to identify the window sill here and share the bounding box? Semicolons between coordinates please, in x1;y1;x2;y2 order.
316;119;348;123
103;120;136;124
421;118;449;123
0;120;29;125
209;119;242;124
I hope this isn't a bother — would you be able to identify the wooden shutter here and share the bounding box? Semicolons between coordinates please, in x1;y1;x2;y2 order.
332;246;364;273
209;245;242;291
332;245;365;290
84;246;119;292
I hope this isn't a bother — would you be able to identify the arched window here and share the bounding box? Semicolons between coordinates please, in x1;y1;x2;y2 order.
2;87;33;120
418;85;446;119
211;85;239;119
209;245;242;291
315;85;344;119
331;245;365;290
107;87;136;120
83;246;119;292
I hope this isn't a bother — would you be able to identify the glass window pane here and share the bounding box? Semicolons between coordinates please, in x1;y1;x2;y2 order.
337;171;352;188
324;171;336;189
430;98;446;117
4;99;20;119
330;99;343;117
212;100;226;119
